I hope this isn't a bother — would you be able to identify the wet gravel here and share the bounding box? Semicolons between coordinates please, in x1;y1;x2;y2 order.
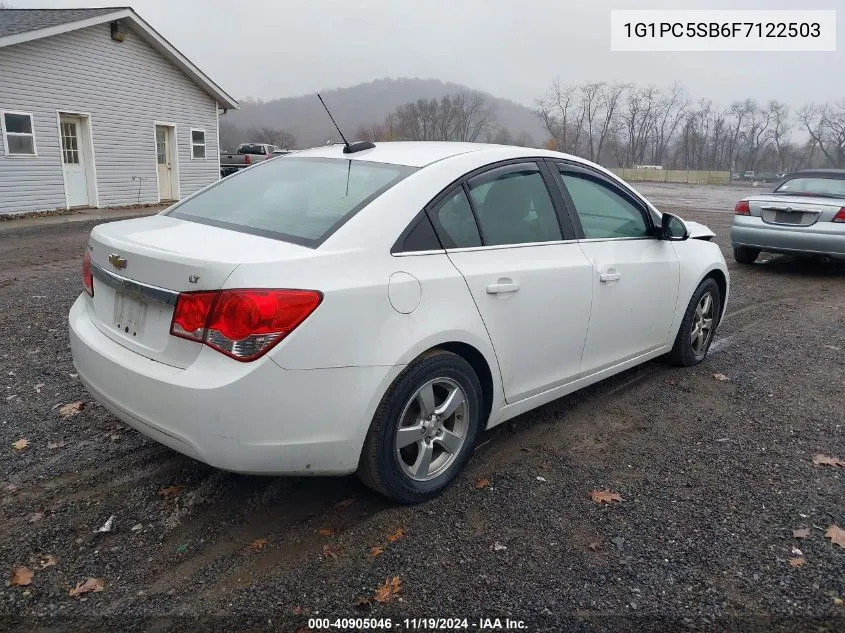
0;198;843;633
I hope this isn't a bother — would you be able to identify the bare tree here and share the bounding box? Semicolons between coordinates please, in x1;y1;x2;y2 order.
766;101;791;171
247;126;296;149
536;80;580;153
0;1;13;8
650;82;688;165
799;101;845;168
385;92;495;143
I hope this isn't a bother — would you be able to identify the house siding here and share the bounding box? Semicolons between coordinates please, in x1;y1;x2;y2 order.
0;23;220;215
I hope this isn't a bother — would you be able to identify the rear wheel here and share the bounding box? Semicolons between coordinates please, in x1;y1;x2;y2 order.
666;277;722;367
357;350;482;504
733;245;759;265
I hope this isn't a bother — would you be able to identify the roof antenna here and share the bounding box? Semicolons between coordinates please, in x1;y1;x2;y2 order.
316;93;375;154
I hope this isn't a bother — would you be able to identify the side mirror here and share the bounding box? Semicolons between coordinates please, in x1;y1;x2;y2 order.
661;213;689;241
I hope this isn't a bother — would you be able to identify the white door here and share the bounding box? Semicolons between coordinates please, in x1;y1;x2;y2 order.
155;125;175;201
555;166;679;374
60;116;92;207
434;163;594;403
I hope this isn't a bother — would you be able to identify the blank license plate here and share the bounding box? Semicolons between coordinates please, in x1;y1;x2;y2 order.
775;211;803;224
113;292;147;338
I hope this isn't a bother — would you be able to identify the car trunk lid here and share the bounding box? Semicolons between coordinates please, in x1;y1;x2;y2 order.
87;215;313;368
749;194;843;227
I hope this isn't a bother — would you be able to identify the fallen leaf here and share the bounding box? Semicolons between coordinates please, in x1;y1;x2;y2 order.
812;454;845;468
587;541;601;551
589;489;624;504
10;566;33;586
369;546;384;558
793;527;810;539
825;525;845;548
247;538;267;552
386;527;406;542
38;555;57;569
353;596;373;611
789;557;806;568
58;401;85;419
373;576;401;603
158;485;184;497
834;597;843;606
69;577;104;598
28;512;44;523
475;478;491;489
322;544;341;559
317;528;335;537
46;441;65;450
11;438;29;451
667;378;677;386
292;605;303;615
334;498;355;509
713;373;730;382
34;383;44;393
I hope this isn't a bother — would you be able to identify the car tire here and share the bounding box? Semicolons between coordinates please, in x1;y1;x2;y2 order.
357;350;482;504
666;277;722;367
733;245;759;265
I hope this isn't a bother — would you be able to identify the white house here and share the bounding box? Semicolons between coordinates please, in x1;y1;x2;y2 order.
0;7;238;215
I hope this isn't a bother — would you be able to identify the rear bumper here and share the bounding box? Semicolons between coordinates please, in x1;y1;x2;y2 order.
69;294;398;475
731;216;845;257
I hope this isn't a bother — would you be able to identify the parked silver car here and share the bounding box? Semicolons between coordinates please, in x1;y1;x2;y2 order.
731;169;845;264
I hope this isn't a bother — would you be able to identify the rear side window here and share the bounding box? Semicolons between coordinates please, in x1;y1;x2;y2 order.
429;188;482;248
167;157;415;247
468;165;562;246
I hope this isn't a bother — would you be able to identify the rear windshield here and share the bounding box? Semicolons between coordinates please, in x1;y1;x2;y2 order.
774;177;845;197
166;157;416;246
237;144;269;154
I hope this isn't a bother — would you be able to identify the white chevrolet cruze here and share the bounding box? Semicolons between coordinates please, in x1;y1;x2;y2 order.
69;141;729;503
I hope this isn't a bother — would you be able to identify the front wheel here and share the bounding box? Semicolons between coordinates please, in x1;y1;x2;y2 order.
357;350;482;504
666;278;722;367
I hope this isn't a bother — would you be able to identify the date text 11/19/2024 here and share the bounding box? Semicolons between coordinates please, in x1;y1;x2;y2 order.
306;617;528;630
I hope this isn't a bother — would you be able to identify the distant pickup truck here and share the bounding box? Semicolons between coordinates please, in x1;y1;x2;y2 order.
220;143;291;177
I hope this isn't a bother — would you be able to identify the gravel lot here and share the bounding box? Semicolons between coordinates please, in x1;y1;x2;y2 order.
1;185;843;633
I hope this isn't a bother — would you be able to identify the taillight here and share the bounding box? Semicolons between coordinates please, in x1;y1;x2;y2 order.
735;200;750;215
82;250;94;296
170;289;322;361
833;207;845;223
244;154;252;165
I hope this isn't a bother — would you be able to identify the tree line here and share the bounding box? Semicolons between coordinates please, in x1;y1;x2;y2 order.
220;81;845;172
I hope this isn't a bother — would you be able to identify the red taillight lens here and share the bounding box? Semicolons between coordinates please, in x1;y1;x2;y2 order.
735;200;750;215
833;207;845;223
170;289;322;361
82;250;94;296
244;154;252;165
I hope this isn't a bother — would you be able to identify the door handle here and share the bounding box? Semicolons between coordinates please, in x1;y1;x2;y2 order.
599;270;622;283
486;281;520;294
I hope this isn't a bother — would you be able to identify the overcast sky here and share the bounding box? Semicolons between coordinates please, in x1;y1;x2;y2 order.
9;0;844;106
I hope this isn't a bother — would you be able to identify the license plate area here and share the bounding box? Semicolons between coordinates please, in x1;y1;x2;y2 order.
113;291;148;338
774;211;803;224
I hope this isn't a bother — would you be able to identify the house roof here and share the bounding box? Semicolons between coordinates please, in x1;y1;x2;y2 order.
0;7;238;109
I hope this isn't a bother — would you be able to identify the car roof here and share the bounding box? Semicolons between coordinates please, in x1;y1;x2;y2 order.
784;169;845;180
288;141;505;168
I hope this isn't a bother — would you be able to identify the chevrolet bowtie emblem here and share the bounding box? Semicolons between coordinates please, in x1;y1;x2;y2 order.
108;253;127;270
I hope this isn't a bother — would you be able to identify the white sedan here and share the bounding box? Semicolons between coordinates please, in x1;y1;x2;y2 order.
69;142;729;504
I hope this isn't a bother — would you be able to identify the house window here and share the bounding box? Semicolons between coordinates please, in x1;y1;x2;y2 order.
191;129;206;159
2;111;37;156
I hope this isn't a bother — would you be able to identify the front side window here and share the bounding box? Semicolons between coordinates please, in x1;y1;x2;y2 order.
467;165;562;246
167;157;415;246
560;171;649;239
2;112;36;156
191;129;206;159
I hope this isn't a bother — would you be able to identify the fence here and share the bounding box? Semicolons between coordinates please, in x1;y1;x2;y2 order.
611;168;731;185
